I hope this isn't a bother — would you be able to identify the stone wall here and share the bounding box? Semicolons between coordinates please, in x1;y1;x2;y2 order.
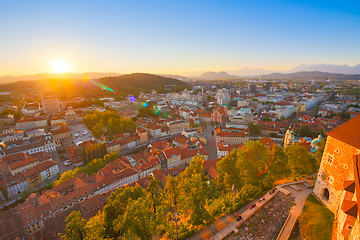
314;136;359;213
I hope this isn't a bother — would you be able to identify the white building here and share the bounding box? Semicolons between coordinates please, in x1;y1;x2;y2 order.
2;173;29;198
216;88;230;106
94;167;139;195
38;161;59;181
275;105;295;119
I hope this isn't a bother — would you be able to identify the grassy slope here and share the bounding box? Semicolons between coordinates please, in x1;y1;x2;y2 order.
299;194;334;240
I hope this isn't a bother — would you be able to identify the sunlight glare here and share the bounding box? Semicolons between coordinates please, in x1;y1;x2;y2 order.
52;60;70;74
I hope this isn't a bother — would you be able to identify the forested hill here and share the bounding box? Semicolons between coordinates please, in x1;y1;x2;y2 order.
0;73;187;98
98;73;187;95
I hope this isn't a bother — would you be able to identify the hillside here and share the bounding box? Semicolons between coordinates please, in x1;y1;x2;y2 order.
0;73;187;97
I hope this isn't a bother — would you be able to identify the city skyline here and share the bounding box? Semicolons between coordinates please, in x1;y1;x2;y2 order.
1;0;359;75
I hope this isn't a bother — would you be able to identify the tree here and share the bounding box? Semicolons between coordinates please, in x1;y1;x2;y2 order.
103;186;145;238
63;211;87;240
177;155;213;226
163;175;179;210
146;176;161;214
114;197;158;240
236;141;267;185
285;144;316;179
83;110;136;137
216;150;242;190
248;122;261;136
54;169;78;186
84;212;106;240
297;124;312;137
315;137;327;167
267;145;289;179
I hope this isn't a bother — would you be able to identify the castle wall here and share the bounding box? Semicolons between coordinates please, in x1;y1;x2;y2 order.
314;136;359;213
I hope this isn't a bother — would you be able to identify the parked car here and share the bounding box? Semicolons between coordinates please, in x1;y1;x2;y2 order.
64;160;72;166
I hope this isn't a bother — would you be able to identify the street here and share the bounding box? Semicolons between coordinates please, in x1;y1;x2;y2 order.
205;124;218;160
69;123;96;146
51;152;75;174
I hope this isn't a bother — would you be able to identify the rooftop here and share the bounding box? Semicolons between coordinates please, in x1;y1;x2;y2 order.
327;115;360;149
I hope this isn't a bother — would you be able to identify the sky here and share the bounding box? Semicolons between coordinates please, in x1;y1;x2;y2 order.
0;0;360;75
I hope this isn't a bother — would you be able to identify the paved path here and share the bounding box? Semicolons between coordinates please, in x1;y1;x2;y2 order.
187;180;313;240
276;183;313;240
211;189;280;240
205;124;217;160
187;188;280;240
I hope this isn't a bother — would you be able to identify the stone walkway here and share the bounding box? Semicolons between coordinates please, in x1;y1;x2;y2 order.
211;188;282;240
276;182;313;240
187;180;313;240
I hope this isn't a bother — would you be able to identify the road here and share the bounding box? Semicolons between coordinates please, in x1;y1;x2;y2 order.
69;123;96;146
205;124;218;160
50;152;75;174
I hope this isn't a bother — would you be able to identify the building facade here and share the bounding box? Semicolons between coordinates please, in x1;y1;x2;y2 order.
314;115;360;239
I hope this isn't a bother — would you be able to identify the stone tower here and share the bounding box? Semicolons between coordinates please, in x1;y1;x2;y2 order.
313;115;360;239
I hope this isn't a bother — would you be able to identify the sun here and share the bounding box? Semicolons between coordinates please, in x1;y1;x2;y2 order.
52;60;70;74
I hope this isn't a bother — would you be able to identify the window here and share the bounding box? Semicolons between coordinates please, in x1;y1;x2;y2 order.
324;188;330;201
327;155;333;164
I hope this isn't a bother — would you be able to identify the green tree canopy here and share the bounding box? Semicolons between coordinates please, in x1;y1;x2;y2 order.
285;144;316;179
83;110;136;138
63;211;87;240
248;122;262;136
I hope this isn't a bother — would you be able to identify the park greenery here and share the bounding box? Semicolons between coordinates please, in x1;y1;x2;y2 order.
296;124;325;138
83;110;136;138
0;107;23;120
62;140;319;240
247;122;262;136
81;143;107;165
54;152;119;186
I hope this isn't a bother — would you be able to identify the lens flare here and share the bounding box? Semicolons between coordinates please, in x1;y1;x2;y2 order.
143;102;148;107
129;96;136;102
154;106;161;114
89;80;114;92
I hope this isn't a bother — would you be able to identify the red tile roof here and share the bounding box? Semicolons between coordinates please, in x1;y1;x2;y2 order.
163;147;181;159
327;115;360;149
50;123;71;135
1;152;28;165
16;115;46;123
259;137;275;148
9;156;38;170
30;152;52;162
66;146;82;164
78;140;98;150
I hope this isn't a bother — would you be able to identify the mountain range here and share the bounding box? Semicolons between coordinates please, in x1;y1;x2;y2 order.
192;64;360;80
0;72;122;84
0;64;360;83
260;71;360;81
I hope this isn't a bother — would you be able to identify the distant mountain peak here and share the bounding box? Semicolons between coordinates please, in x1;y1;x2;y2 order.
198;71;235;79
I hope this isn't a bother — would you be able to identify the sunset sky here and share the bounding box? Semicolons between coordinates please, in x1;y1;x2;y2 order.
0;0;359;75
